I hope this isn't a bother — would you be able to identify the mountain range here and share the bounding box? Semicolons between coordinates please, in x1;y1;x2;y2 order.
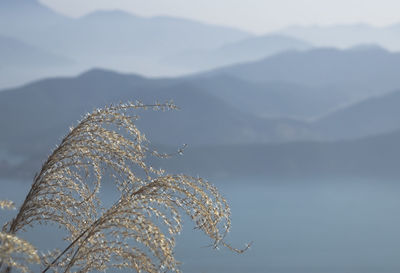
3;2;400;181
0;0;255;88
164;34;312;71
0;0;70;38
280;23;400;51
179;75;345;120
313;88;400;140
4;45;400;158
5;115;400;181
0;35;72;68
0;69;312;159
3;64;400;180
0;0;315;89
205;46;400;101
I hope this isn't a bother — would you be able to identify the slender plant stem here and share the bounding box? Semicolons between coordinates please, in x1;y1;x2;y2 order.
41;225;94;273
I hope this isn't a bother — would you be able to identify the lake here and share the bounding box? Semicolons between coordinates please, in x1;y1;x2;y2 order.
2;177;400;273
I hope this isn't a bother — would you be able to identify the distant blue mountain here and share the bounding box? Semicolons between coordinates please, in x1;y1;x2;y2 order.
3;68;400;180
0;69;310;161
46;10;250;63
0;2;251;59
280;23;400;51
0;0;70;38
0;34;75;89
0;2;254;85
313;88;400;140
181;74;347;120
0;0;43;9
0;0;257;88
0;35;72;67
205;47;400;100
164;34;312;70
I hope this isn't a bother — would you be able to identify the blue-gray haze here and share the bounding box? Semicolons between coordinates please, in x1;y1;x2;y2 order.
3;1;400;273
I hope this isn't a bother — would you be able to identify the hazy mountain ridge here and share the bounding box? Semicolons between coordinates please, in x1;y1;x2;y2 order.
53;10;251;57
181;75;348;120
3;68;400;180
280;23;400;51
164;34;312;71
0;69;311;159
3;3;400;181
0;0;71;38
5;124;400;180
313;88;400;140
205;47;400;103
182;46;400;122
5;45;400;158
207;46;400;87
0;0;257;88
0;1;251;64
0;35;73;67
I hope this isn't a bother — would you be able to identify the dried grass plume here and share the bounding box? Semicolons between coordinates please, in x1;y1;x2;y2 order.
1;201;40;273
0;101;249;273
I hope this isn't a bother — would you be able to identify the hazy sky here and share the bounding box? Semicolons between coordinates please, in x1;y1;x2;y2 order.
39;0;400;34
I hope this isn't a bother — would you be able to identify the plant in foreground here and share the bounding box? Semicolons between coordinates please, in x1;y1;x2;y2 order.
0;102;249;273
1;201;40;273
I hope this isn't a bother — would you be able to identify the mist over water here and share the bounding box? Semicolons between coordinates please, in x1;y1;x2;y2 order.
3;178;400;273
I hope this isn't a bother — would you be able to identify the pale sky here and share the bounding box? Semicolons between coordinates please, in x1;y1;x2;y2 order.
39;0;400;34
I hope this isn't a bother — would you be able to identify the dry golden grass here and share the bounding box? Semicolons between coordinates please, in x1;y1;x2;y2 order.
1;201;40;273
0;101;248;273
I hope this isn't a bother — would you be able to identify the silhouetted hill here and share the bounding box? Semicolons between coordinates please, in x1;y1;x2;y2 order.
0;35;72;67
184;75;348;120
0;4;253;86
3;69;400;180
0;32;76;89
0;0;52;12
0;4;250;64
0;0;76;88
60;10;250;58
165;34;312;70
280;23;400;51
0;0;70;38
313;89;400;140
0;69;310;159
206;47;400;99
5;123;400;180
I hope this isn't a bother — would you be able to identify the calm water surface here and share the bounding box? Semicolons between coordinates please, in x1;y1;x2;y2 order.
2;177;400;273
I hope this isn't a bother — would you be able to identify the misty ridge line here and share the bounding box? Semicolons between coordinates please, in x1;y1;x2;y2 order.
4;0;400;89
3;62;400;181
3;0;400;182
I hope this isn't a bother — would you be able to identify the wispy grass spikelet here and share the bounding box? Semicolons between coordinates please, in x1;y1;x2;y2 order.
0;201;15;210
1;200;39;273
3;101;246;273
0;232;40;273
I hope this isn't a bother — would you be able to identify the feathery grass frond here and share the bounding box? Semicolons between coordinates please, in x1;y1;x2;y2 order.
0;232;40;273
0;201;14;210
3;101;246;273
1;201;39;273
